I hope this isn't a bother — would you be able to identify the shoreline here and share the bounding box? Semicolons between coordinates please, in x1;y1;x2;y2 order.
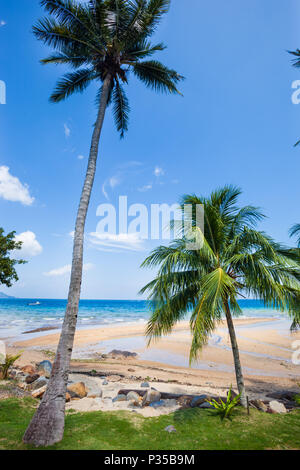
6;317;299;392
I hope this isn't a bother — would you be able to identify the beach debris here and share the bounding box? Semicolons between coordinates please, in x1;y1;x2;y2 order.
164;425;176;433
102;380;109;385
67;382;88;399
268;400;287;414
25;374;40;385
250;399;268;413
21;365;36;376
141;382;150;388
106;375;122;382
142;389;161;406
107;350;138;359
126;391;141;402
37;360;52;378
112;394;127;403
190;395;210;408
32;385;47;399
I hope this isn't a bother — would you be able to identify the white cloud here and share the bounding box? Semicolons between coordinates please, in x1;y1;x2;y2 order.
44;263;94;277
89;232;145;252
0;166;34;206
138;184;152;192
64;123;71;138
0;20;6;27
78;155;85;160
14;232;43;258
154;166;165;177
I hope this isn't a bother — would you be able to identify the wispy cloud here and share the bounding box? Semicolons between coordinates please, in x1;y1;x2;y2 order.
0;20;6;27
78;154;85;160
154;166;165;177
102;174;121;200
44;263;94;277
89;232;145;252
138;184;152;192
64;123;71;138
0;166;34;206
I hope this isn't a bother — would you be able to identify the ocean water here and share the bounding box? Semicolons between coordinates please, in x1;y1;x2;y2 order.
0;298;288;339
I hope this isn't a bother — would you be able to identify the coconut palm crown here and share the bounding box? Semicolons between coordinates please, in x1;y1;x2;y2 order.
140;186;300;404
34;0;183;136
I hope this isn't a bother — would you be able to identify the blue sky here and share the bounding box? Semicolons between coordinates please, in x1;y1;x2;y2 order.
0;0;300;299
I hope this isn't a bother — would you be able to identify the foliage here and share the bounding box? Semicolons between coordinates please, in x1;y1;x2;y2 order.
290;224;300;248
0;398;300;450
0;354;22;380
140;186;300;363
34;0;184;137
207;386;241;420
0;228;26;288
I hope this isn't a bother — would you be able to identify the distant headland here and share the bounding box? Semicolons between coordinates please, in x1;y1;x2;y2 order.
0;292;15;299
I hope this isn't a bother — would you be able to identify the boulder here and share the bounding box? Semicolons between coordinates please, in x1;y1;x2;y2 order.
102;380;108;386
150;399;177;408
177;395;193;408
190;395;210;408
25;374;40;385
112;394;127;403
66;392;71;403
141;382;150;388
149;400;166;408
106;375;122;382
30;376;48;391
21;365;36;375
87;389;103;399
107;350;138;359
164;425;176;433
32;385;47;399
37;360;52;378
127;391;141;402
251;399;268;413
142;389;161;406
269;400;287;414
67;382;88;399
199;402;214;409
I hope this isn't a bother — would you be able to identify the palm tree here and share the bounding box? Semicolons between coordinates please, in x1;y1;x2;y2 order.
140;186;300;407
290;224;300;247
24;0;183;447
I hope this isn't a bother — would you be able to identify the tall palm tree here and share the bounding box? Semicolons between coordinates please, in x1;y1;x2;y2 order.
140;186;300;407
290;224;300;247
24;0;183;447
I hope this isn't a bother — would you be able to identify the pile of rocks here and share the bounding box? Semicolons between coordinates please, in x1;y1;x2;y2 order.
8;364;299;416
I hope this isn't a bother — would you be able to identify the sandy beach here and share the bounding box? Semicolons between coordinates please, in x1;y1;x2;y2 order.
6;316;300;402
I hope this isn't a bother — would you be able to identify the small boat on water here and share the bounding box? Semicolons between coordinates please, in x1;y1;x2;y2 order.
27;301;41;306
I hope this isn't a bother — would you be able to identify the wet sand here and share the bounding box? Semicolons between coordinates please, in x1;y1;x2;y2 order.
8;317;300;399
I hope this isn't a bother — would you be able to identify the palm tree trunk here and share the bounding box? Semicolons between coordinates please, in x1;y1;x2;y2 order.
223;299;247;407
23;75;112;447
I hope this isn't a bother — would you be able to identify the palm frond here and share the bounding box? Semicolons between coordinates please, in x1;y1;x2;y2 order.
112;79;130;137
50;68;95;102
132;60;184;94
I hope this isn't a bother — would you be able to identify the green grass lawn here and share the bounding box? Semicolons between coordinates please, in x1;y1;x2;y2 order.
0;397;299;450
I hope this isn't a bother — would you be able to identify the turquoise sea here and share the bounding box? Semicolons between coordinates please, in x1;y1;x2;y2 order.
0;298;289;339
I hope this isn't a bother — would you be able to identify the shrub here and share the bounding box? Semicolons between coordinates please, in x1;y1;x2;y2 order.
207;386;241;420
0;353;22;380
